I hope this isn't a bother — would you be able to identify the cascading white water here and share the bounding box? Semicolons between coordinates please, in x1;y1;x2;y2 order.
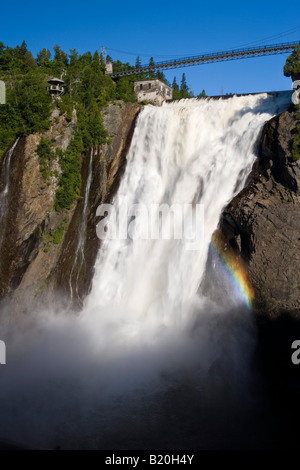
0;93;292;449
84;93;290;334
0;137;20;251
69;145;94;300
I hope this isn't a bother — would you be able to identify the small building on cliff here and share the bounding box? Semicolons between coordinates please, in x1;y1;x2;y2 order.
134;79;173;106
47;78;65;97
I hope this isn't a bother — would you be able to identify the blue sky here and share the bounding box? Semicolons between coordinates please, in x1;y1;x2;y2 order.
1;0;299;96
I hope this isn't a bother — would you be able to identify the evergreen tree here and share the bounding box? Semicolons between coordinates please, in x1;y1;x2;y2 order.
69;48;80;68
20;40;28;58
179;73;193;98
156;70;168;83
0;43;13;71
87;101;108;144
14;40;28;61
148;56;155;78
79;52;92;68
180;73;188;93
198;89;206;98
92;50;101;74
172;76;180;99
135;56;141;68
284;46;300;78
99;52;106;73
23;51;36;70
53;44;68;69
36;48;51;67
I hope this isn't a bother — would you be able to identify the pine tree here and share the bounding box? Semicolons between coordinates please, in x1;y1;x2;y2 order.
92;50;101;74
19;40;28;58
135;56;141;68
172;76;180;99
99;52;106;73
172;76;179;90
69;48;80;68
180;73;188;92
53;44;68;68
179;73;191;98
36;48;51;67
148;56;155;78
284;45;300;78
23;51;36;70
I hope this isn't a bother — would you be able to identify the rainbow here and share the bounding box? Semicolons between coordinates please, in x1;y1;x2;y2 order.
211;232;255;310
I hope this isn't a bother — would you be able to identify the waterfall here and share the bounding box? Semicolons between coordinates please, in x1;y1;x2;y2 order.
69;145;94;301
0;137;20;250
0;93;292;449
84;93;290;334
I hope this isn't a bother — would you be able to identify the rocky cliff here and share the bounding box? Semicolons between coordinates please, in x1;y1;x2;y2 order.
0;101;141;316
1;98;299;321
218;105;300;319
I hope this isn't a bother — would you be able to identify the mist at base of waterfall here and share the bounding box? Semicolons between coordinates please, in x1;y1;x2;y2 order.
0;93;293;449
0;297;263;450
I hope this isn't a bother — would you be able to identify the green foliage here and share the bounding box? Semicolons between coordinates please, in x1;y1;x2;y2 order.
24;51;37;71
148;57;156;78
0;71;52;155
86;101;108;144
36;48;51;68
135;56;141;68
284;46;300;78
43;217;69;246
15;72;52;134
53;44;68;74
198;89;206;98
57;95;73;121
54;131;83;211
115;76;136;102
172;74;194;99
37;137;55;180
92;50;101;74
1;40;181;212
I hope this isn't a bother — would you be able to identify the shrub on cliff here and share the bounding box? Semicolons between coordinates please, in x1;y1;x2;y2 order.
37;137;55;181
0;72;52;156
284;45;300;78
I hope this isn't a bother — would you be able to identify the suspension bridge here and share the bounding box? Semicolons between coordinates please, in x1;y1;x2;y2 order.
108;41;300;78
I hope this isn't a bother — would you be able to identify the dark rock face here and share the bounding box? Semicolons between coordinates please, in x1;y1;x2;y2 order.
52;102;141;307
219;106;300;319
0;111;77;311
0;102;141;316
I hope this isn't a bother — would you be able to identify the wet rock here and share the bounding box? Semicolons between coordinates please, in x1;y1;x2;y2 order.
219;106;300;319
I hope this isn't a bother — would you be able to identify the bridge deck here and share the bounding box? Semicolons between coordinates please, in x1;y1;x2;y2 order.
110;41;300;78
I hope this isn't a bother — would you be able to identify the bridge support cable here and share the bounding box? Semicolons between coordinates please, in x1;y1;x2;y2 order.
109;41;300;78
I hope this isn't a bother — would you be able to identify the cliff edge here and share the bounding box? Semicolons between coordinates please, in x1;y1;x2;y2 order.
219;105;300;319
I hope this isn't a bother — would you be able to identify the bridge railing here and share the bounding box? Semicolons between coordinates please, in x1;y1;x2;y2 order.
109;41;300;78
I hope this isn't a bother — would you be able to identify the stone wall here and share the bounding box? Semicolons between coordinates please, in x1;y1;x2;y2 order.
135;79;173;105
